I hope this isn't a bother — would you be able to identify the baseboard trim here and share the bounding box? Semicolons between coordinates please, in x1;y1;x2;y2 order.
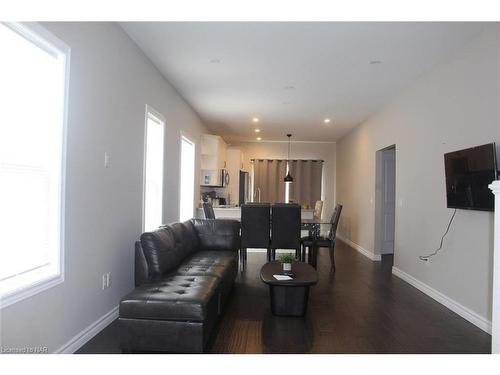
392;267;492;334
54;305;119;353
337;235;381;261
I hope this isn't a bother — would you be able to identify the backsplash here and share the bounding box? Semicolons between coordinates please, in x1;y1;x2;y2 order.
200;186;237;207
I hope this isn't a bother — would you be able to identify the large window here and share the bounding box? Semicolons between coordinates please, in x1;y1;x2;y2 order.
179;135;195;221
143;107;165;232
0;23;69;307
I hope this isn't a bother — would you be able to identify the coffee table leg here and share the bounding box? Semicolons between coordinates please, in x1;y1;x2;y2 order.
269;285;310;317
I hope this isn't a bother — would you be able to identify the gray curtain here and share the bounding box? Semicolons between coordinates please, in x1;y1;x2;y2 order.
253;160;286;203
289;160;323;207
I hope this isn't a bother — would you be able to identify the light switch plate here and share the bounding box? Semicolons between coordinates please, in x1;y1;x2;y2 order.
104;152;110;168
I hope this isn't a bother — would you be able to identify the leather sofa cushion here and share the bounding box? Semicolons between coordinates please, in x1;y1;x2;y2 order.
119;275;219;322
176;264;227;279
191;219;241;252
167;221;199;259
134;241;149;287
140;221;200;280
176;251;237;279
183;250;237;267
140;227;181;279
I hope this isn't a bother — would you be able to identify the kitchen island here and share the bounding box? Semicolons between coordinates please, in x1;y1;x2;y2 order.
196;206;315;220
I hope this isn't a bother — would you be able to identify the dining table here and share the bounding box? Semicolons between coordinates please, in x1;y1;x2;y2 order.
301;218;330;238
204;208;330;263
207;210;329;240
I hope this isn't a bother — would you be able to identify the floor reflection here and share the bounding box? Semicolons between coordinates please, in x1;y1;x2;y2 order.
261;310;314;353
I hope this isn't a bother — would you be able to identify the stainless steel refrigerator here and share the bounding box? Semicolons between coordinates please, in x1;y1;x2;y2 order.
239;171;250;205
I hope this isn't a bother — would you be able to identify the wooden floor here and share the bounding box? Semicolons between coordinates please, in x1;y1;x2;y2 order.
77;241;491;354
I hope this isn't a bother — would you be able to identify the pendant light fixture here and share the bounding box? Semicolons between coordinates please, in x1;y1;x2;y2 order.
284;133;293;183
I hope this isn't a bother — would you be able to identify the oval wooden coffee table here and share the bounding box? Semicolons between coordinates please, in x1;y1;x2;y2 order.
260;261;318;317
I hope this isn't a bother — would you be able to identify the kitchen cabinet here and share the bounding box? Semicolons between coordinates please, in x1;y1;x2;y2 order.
201;134;226;170
200;134;227;186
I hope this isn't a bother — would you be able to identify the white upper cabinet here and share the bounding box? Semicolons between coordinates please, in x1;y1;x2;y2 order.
201;134;226;171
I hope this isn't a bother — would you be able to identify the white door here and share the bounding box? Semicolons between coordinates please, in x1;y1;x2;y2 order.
381;148;396;254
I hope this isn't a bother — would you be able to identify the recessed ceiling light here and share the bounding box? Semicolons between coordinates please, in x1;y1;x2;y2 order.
254;129;261;133
324;118;331;124
210;58;221;63
256;137;262;141
369;60;382;65
252;117;259;123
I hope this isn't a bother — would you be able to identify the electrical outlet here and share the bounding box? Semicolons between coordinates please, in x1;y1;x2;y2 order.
102;272;111;290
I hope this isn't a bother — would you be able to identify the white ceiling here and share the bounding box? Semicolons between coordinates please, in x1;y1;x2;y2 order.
121;22;485;142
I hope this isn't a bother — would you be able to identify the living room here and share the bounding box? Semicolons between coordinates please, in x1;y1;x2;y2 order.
1;1;500;374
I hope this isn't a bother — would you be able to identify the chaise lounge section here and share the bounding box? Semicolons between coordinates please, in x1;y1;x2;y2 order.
119;219;241;353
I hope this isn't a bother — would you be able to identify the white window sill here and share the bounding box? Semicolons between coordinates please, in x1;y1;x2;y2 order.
0;270;64;309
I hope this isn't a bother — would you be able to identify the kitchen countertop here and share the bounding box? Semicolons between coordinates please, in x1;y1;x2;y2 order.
196;206;314;210
196;206;314;219
197;206;240;210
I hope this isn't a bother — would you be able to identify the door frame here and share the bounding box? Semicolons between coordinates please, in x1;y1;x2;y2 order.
374;145;396;257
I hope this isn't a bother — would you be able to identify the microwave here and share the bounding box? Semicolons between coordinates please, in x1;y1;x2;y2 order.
200;169;230;187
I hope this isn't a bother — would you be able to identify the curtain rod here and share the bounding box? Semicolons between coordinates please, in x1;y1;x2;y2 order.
250;159;324;162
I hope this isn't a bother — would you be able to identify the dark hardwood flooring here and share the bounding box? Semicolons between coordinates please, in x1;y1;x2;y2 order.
77;241;491;354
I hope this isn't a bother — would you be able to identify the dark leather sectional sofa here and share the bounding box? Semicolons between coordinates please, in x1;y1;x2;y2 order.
119;219;241;353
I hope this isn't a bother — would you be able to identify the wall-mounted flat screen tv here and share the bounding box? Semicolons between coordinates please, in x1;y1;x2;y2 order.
444;143;497;211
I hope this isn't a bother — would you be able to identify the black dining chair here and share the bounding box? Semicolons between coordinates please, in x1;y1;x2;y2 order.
270;203;301;261
301;204;343;271
202;202;216;219
240;203;271;270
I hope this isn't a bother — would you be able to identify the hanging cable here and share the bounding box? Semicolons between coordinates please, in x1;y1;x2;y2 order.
419;208;457;261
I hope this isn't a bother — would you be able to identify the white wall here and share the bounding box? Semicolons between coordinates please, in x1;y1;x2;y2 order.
336;25;500;328
0;22;209;352
228;141;336;220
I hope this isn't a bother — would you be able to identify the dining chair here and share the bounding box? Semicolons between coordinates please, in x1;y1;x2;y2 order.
313;200;323;220
202;202;216;219
270;203;301;261
240;203;271;270
301;204;343;271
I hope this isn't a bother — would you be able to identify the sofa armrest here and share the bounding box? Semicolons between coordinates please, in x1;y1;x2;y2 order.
135;241;150;286
190;219;241;252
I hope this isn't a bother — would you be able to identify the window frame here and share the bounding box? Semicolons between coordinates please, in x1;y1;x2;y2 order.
179;132;196;222
0;22;70;309
142;105;166;232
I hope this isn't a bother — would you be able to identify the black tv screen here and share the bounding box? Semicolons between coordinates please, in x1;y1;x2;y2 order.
444;143;497;211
